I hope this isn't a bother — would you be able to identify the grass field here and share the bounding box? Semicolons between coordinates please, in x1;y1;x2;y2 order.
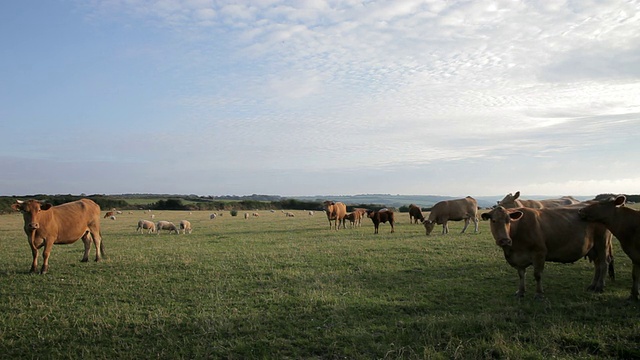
1;208;639;359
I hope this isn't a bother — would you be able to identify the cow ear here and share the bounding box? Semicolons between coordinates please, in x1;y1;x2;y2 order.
514;191;520;199
41;203;53;211
614;195;626;207
508;211;523;221
11;203;22;211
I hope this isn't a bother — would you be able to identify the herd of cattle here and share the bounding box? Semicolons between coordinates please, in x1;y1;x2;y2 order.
8;192;640;301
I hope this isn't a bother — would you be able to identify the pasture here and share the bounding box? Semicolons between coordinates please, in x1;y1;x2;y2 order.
0;207;639;359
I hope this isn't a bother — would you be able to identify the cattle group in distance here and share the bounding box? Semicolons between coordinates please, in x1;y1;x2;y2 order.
8;191;640;301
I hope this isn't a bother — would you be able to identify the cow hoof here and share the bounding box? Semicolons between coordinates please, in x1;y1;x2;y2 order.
514;291;525;298
80;259;89;263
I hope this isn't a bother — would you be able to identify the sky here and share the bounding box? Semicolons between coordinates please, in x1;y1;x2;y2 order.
1;0;639;197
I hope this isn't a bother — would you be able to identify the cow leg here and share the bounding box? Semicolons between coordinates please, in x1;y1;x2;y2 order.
461;218;470;233
90;229;103;262
29;243;38;273
630;263;640;301
516;268;526;297
40;240;55;274
473;217;479;233
390;221;395;233
442;222;448;234
80;231;91;262
533;257;545;299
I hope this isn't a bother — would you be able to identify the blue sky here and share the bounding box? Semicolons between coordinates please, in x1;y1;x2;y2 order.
1;0;639;197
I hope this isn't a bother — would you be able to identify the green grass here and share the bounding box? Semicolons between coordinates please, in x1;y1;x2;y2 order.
1;209;639;359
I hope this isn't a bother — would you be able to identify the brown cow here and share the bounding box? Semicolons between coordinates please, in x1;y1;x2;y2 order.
104;211;114;218
11;199;105;274
408;204;424;224
423;196;478;235
323;201;347;230
367;209;395;234
578;195;640;300
344;212;358;228
482;205;613;299
497;191;580;209
353;208;368;227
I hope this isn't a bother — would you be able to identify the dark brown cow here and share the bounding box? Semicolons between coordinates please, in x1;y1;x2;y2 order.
11;199;105;274
423;196;478;235
408;204;424;224
344;212;358;228
578;195;640;300
482;205;613;299
323;201;347;230
367;209;395;234
497;191;580;209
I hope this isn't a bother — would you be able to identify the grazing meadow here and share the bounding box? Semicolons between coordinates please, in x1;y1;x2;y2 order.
1;207;639;359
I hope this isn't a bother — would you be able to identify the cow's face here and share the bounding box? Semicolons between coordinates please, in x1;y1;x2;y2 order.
578;195;625;223
422;219;435;235
11;200;52;231
481;206;522;247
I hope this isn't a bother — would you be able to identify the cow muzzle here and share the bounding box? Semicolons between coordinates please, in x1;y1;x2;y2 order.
497;238;512;247
28;223;40;230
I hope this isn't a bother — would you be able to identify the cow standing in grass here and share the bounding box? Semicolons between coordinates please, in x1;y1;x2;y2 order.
579;195;640;301
408;204;424;224
483;205;613;299
323;201;347;230
423;197;478;235
367;209;395;234
12;199;105;274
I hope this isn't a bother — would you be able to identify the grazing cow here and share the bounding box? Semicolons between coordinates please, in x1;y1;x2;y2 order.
482;205;613;298
179;220;192;234
11;199;104;274
498;191;580;209
423;196;478;235
367;209;395;234
104;211;114;219
408;204;425;224
156;221;179;234
136;219;156;234
323;201;347;230
578;195;640;300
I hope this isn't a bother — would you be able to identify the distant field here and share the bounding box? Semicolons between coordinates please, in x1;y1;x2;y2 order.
1;208;638;359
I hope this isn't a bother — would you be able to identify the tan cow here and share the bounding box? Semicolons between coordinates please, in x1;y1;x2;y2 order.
323;201;347;230
344;212;360;228
422;197;478;235
353;208;368;227
482;205;613;298
408;204;424;224
498;191;580;209
137;219;156;234
578;195;640;300
11;199;105;274
156;221;179;234
179;220;192;234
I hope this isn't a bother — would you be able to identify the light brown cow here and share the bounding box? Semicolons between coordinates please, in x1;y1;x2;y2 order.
423;197;478;235
344;212;360;228
156;221;179;234
482;205;613;298
408;204;424;224
179;220;192;234
137;219;156;234
104;211;114;219
323;201;347;230
353;208;367;227
11;199;104;274
498;191;580;209
578;195;640;301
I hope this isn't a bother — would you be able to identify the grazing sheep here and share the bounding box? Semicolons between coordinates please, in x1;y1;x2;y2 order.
137;220;156;234
179;220;192;234
156;221;179;235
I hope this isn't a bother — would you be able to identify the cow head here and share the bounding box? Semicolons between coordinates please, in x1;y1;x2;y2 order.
578;195;626;223
497;191;521;208
11;200;53;231
481;206;523;247
422;219;436;235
